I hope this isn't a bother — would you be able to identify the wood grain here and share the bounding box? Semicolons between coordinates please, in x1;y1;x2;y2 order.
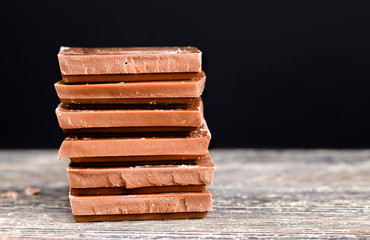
0;149;369;239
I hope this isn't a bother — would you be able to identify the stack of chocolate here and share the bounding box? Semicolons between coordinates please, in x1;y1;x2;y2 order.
54;47;215;222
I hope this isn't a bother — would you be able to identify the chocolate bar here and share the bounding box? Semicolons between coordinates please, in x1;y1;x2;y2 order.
70;189;212;217
63;127;200;137
71;185;206;195
54;45;213;222
69;155;204;164
55;72;205;105
62;155;210;165
58;124;210;160
58;47;201;75
61;99;196;108
73;212;208;222
68;154;215;189
56;98;203;133
63;72;202;83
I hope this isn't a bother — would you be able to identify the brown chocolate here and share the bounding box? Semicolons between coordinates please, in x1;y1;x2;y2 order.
63;72;202;83
58;47;201;75
61;98;195;108
58;123;210;160
70;189;212;216
68;154;215;189
71;156;199;167
55;72;205;104
71;185;206;195
24;187;41;196
70;156;203;164
1;191;19;200
55;99;203;131
74;212;208;222
64;127;198;137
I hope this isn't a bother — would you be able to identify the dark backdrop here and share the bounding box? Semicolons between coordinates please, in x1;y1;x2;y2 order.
1;0;370;148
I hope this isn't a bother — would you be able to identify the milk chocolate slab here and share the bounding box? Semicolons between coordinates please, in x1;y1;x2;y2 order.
58;123;210;160
61;98;194;107
58;46;201;75
71;185;206;195
64;127;198;137
63;72;202;83
70;156;202;165
55;72;205;105
55;99;203;132
74;160;198;167
70;189;212;216
68;154;215;189
74;212;208;222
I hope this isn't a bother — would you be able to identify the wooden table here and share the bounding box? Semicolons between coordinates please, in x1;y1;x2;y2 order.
0;149;369;239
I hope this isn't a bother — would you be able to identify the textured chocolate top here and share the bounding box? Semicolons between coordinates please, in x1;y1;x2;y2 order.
62;72;202;83
56;99;203;129
67;154;215;189
70;189;212;215
59;47;200;55
58;123;211;159
55;71;206;100
58;46;202;75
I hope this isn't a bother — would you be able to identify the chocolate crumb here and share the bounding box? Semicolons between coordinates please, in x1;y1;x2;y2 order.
1;191;19;200
25;187;41;196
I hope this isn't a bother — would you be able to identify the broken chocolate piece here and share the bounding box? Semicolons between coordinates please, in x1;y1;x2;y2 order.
68;154;215;189
72;158;200;166
58;123;211;160
70;189;212;216
70;185;206;195
74;212;208;222
70;156;202;164
58;46;202;75
55;98;203;132
60;98;195;107
24;187;41;196
63;72;202;83
64;127;198;137
56;72;205;103
1;191;18;200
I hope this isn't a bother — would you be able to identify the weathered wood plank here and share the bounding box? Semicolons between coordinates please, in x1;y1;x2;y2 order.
0;149;369;239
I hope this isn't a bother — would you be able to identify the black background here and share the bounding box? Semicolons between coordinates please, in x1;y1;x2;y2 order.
1;0;370;148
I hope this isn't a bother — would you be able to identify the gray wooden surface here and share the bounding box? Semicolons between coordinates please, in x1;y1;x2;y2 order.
0;149;369;239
